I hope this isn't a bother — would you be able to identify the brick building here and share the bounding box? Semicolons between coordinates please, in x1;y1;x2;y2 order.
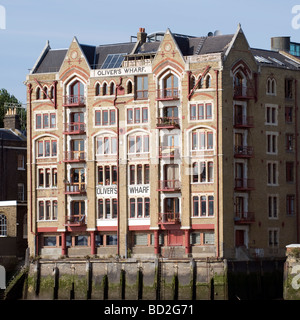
25;25;300;260
0;109;27;263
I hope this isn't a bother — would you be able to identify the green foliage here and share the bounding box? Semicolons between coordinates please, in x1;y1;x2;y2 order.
0;88;26;131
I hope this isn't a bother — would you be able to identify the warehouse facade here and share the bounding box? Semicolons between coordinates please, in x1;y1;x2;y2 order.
25;25;300;260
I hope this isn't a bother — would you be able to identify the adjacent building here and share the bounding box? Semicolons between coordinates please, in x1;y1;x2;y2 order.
0;109;27;265
25;25;300;260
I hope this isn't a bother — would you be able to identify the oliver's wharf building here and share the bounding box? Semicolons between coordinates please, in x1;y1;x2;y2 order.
25;25;300;261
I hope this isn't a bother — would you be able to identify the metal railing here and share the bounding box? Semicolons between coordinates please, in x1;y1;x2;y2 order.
156;117;180;128
64;151;86;162
159;146;180;158
157;88;179;100
63;122;86;134
234;146;254;158
65;182;86;194
158;180;181;191
63;95;86;106
234;178;255;191
158;212;180;224
234;115;254;128
65;215;86;225
234;211;255;224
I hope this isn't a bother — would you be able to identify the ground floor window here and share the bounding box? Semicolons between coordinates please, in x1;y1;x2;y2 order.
95;233;117;246
190;230;214;245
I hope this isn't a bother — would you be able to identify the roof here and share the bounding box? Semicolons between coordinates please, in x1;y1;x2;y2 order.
251;48;300;70
0;129;26;141
31;31;236;74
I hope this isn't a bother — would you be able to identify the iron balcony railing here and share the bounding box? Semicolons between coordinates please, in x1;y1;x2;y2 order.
156;117;180;129
234;146;254;158
158;212;180;224
63;95;86;107
234;211;255;224
234;178;255;191
157;179;181;191
233;85;255;100
159;146;180;158
234;115;254;128
64;182;86;195
156;88;179;100
63;122;86;134
63;151;86;162
65;215;86;226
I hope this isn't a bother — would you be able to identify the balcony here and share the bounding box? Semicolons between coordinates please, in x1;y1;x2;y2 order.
63;151;86;163
234;212;255;224
156;117;180;129
65;215;86;227
159;146;180;159
158;212;180;225
156;88;179;101
234;178;255;191
63;95;85;107
234;146;254;158
157;180;181;192
233;85;255;100
64;182;86;195
63;122;86;135
234;115;254;128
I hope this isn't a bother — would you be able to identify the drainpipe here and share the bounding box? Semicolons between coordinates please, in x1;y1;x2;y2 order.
114;77;123;257
295;79;299;242
214;70;220;258
28;83;38;256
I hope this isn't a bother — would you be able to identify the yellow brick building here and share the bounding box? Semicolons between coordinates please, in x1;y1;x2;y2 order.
25;26;300;260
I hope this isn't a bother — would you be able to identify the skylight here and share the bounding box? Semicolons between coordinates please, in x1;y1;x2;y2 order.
254;56;272;64
101;53;125;69
268;57;285;66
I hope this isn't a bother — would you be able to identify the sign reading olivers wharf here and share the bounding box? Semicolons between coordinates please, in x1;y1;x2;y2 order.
92;66;152;77
96;185;150;196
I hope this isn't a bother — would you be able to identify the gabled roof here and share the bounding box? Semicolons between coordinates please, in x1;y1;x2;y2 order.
33;49;67;74
29;30;245;74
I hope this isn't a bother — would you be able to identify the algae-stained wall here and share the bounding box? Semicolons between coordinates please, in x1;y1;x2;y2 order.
284;245;300;300
25;258;227;300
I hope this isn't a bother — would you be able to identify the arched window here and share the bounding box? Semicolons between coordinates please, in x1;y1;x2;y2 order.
162;73;178;98
128;132;149;154
43;86;48;99
190;75;196;91
0;214;7;237
95;134;117;158
197;75;203;89
267;77;276;95
102;83;107;96
205;75;211;88
127;81;133;94
50;86;54;99
36;87;41;100
70;80;84;97
95;83;100;96
191;129;214;151
110;82;115;95
233;72;246;96
37;137;57;158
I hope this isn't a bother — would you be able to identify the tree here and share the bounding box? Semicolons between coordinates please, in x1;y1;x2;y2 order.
0;88;26;131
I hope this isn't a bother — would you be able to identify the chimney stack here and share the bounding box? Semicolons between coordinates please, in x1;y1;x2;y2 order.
137;27;147;44
4;108;21;130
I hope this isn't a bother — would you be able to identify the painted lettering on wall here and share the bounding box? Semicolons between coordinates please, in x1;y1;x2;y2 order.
128;185;150;195
93;66;152;77
96;185;117;195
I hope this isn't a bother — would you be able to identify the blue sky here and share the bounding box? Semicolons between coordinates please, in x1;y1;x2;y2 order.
0;0;300;104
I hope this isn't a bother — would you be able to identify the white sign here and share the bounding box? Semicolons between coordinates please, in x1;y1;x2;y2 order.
128;184;150;196
96;185;117;197
92;66;152;78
